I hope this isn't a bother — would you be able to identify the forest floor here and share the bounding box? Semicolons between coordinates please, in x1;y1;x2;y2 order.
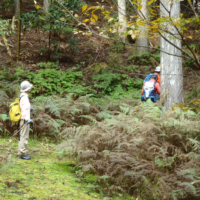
0;138;133;200
0;138;100;200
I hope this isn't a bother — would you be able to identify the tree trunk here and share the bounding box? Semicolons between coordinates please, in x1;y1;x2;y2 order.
135;0;150;53
118;0;127;43
15;0;19;19
160;0;184;110
43;0;50;12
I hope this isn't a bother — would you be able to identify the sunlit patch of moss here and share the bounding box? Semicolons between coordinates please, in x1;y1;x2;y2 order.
0;138;101;200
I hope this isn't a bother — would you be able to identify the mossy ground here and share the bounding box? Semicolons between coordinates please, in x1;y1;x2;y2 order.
0;137;102;200
0;138;133;200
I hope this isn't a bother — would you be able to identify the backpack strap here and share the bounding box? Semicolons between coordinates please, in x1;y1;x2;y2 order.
143;74;152;84
20;95;24;100
149;81;157;102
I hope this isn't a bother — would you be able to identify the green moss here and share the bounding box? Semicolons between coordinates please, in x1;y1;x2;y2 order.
0;138;101;200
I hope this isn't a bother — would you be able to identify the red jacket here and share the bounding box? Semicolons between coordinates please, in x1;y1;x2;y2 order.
141;79;160;97
154;72;161;85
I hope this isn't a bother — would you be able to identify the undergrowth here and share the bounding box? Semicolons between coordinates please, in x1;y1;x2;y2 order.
1;85;200;199
0;62;142;98
57;100;200;199
1;62;200;199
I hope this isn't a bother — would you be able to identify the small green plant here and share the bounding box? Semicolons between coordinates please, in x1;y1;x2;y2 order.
128;52;160;65
190;44;196;51
93;70;143;95
66;37;81;55
0;0;15;14
107;53;123;66
109;43;124;53
192;88;199;98
15;66;84;96
37;61;59;69
185;58;194;67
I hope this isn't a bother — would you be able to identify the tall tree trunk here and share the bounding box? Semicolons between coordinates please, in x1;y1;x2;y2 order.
118;0;127;43
15;0;19;19
135;0;150;53
17;0;22;61
43;0;50;12
160;0;183;110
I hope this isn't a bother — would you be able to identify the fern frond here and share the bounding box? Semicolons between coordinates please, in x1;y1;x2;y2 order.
79;115;98;125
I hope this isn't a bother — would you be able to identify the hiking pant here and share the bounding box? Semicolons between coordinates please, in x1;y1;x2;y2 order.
155;93;160;101
18;120;30;155
141;97;155;103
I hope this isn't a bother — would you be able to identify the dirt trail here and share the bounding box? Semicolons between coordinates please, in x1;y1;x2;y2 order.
0;138;101;200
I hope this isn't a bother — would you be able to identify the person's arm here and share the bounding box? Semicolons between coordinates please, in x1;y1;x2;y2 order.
157;74;161;85
141;84;145;97
20;96;30;120
155;83;160;94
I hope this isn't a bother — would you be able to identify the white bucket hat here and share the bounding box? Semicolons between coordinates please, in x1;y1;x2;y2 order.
155;66;161;72
20;81;33;92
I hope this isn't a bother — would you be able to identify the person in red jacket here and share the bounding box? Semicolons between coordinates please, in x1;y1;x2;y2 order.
141;74;160;103
154;66;161;85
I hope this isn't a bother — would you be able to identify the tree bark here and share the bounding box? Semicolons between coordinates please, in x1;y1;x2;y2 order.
160;0;184;110
43;0;50;12
118;0;127;43
135;0;150;53
15;0;19;19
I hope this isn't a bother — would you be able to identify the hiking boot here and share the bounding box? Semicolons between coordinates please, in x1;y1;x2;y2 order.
19;155;31;160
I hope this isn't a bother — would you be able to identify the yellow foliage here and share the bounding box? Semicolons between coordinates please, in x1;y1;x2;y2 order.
86;32;92;36
39;16;45;20
137;20;144;26
82;4;88;12
82;19;89;23
147;0;154;6
34;4;40;9
138;5;142;11
92;14;98;21
149;8;156;15
59;18;65;22
131;34;137;39
90;17;96;23
108;18;114;22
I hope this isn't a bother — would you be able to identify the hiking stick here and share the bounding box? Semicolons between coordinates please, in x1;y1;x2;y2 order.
7;122;28;142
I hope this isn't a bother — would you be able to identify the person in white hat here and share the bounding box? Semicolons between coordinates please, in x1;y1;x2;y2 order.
154;66;161;101
154;66;161;85
19;81;34;160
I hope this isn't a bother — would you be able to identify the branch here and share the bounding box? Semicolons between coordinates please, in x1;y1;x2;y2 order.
187;0;198;17
41;1;192;61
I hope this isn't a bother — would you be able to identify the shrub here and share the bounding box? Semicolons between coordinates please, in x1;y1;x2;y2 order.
128;52;160;65
109;43;124;53
14;67;84;96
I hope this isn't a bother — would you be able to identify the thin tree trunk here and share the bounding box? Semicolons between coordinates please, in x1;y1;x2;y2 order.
2;34;11;56
43;0;50;12
17;0;22;61
15;0;19;19
160;0;184;110
118;0;127;43
135;0;150;53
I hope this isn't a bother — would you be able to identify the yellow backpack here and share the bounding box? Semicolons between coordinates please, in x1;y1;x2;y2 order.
9;96;23;123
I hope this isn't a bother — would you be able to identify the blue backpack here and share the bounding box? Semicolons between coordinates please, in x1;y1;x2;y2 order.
143;74;152;84
141;81;157;102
